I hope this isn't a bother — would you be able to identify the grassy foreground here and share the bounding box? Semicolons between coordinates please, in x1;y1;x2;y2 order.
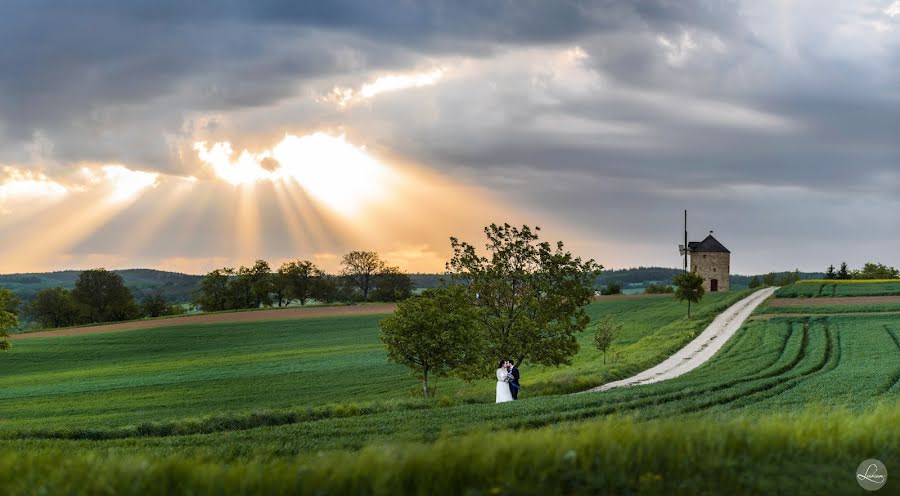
3;288;897;494
2;405;896;495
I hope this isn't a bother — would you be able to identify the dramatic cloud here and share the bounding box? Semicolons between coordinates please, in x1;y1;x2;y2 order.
0;0;898;274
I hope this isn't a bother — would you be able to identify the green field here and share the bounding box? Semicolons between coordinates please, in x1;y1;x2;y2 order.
775;280;900;298
756;303;900;315
0;292;747;433
1;289;897;494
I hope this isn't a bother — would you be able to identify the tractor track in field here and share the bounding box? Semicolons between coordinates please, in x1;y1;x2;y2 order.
10;304;398;340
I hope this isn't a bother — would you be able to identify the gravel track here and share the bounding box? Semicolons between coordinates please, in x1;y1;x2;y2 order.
585;287;779;393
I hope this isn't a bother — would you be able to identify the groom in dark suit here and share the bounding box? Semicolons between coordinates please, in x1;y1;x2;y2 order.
506;360;521;400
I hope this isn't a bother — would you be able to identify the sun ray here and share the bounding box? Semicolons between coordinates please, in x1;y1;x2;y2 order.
116;176;198;256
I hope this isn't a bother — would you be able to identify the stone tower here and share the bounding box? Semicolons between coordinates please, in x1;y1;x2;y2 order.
688;232;730;292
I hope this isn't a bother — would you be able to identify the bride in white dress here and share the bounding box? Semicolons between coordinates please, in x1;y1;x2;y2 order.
496;360;514;403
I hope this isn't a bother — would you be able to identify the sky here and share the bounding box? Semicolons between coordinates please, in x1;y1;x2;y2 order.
0;0;898;275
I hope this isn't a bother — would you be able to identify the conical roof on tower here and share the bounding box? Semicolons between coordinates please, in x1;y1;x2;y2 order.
687;234;730;253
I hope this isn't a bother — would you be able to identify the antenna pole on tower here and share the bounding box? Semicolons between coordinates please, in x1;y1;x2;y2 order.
683;210;688;273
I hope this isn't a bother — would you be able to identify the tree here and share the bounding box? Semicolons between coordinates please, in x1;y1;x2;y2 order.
447;223;601;371
313;275;341;303
0;308;15;351
837;262;851;280
380;286;481;398
645;283;674;294
748;276;761;289
278;260;324;306
372;267;413;302
28;287;80;328
852;262;899;280
341;251;386;302
141;290;171;318
240;259;273;308
762;272;776;286
72;269;138;323
673;271;705;318
194;268;231;311
271;268;291;308
777;269;801;286
824;265;836;280
593;317;621;365
600;281;622;295
0;288;21;316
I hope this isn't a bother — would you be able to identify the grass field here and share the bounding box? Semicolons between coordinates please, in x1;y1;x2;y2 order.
1;288;897;494
775;280;900;298
0;292;748;433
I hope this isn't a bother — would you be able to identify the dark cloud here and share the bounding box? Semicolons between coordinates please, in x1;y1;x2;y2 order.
0;0;737;168
0;0;898;272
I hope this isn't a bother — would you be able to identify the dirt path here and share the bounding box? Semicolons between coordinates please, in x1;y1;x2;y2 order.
11;304;397;340
765;295;900;306
584;287;779;393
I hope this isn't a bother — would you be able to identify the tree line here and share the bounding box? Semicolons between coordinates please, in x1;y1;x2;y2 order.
24;269;184;329
748;269;802;289
823;262;899;280
192;251;413;312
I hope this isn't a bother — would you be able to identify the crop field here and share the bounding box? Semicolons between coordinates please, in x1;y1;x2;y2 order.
1;290;897;494
775;280;900;298
0;292;747;433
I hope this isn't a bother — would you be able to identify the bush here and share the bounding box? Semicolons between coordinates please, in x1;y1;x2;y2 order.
644;283;674;294
599;281;622;295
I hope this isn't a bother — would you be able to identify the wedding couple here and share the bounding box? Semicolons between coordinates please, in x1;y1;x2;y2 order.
495;359;520;403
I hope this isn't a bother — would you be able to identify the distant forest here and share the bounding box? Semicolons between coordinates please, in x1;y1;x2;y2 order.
1;267;826;304
0;269;202;304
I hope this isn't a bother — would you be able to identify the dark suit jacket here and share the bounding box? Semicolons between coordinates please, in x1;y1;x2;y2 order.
508;366;520;388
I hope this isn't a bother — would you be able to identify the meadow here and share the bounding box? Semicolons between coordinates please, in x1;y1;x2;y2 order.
0;292;746;433
1;287;897;494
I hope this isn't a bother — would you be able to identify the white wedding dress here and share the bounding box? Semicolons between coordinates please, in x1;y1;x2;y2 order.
496;368;514;403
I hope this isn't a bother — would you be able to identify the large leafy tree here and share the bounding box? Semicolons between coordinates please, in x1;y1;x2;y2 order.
673;271;705;318
278;260;324;306
341;251;386;302
141;289;175;317
0;309;14;350
0;288;18;350
28;287;80;328
0;288;21;316
447;223;601;370
853;262;899;280
194;268;231;311
380;285;481;398
372;266;413;302
236;259;273;308
72;269;138;323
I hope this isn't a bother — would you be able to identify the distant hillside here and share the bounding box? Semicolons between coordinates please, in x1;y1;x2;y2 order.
415;267;826;295
2;267;826;305
0;269;203;304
